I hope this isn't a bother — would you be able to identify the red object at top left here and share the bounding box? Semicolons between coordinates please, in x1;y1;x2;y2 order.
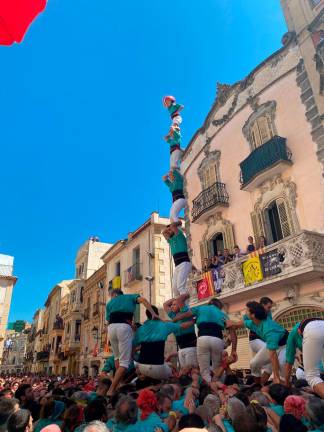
0;0;46;45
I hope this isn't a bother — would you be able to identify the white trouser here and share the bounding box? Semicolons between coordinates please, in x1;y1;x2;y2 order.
296;367;306;380
108;323;133;369
250;345;286;378
303;320;324;389
137;363;172;380
172;114;182;126
249;339;272;375
197;336;224;383
170;198;186;222
170;149;183;169
172;261;192;297
178;347;198;368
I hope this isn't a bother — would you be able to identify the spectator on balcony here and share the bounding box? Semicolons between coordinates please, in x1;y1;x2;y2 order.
210;255;222;270
202;258;211;272
163;223;191;304
257;236;267;250
163;169;186;223
220;248;233;264
233;245;245;261
105;289;158;397
246;236;256;253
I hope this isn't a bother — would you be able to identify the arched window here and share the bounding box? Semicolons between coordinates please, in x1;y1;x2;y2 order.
251;197;295;246
210;232;224;256
276;306;324;330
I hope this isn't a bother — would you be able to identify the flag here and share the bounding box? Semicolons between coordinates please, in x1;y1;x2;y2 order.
242;257;263;285
127;266;134;283
0;0;46;45
197;271;214;300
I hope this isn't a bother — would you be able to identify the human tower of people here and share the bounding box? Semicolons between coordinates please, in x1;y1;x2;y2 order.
2;99;324;432
104;96;324;404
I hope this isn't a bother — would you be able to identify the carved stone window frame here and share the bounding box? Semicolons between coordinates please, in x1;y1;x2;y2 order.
251;175;300;244
199;212;236;264
197;150;221;188
242;100;278;152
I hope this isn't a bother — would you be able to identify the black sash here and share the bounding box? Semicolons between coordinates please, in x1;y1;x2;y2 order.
198;322;223;339
298;318;324;336
176;332;197;349
109;312;133;325
278;330;289;346
170;144;180;154
249;330;259;341
172;190;185;202
173;252;190;267
138;341;165;365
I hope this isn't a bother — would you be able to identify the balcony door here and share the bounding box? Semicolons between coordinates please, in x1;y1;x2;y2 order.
210;232;224;257
264;199;292;245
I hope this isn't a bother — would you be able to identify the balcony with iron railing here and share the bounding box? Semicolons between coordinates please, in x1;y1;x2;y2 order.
189;231;324;305
240;136;292;191
124;263;143;286
36;351;50;361
191;182;229;223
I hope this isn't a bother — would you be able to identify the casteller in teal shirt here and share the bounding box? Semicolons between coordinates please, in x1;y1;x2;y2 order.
168;229;188;257
243;315;287;350
106;293;140;323
163;169;184;194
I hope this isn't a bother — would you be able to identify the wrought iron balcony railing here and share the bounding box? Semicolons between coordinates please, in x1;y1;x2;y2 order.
240;136;292;188
192;182;229;222
124;263;143;285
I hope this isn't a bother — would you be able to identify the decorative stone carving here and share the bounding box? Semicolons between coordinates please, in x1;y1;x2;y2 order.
281;31;296;47
242;100;278;151
222;231;324;295
201;212;236;254
212;92;239;127
215;82;233;106
285;284;300;305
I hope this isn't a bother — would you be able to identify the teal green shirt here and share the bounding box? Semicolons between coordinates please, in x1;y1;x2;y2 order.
167;103;182;116
133;320;180;345
286;322;302;365
106;419;140;432
164;169;183;193
168;305;195;337
167;229;188;256
166;128;181;147
106;294;140;321
137;413;168;432
102;355;135;374
191;305;228;328
243;315;286;350
270;403;284;417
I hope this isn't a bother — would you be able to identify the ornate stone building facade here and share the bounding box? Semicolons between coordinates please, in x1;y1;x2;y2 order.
183;0;324;368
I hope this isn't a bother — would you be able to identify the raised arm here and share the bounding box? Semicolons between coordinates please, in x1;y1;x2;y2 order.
172;309;193;322
226;320;238;362
137;297;159;320
163;298;174;314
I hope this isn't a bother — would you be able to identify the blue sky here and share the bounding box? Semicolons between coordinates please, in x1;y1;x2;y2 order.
0;0;287;322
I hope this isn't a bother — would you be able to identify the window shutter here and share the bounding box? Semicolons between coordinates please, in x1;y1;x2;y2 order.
224;224;235;252
276;199;292;238
257;116;272;144
250;210;265;242
199;240;208;268
251;123;261;149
